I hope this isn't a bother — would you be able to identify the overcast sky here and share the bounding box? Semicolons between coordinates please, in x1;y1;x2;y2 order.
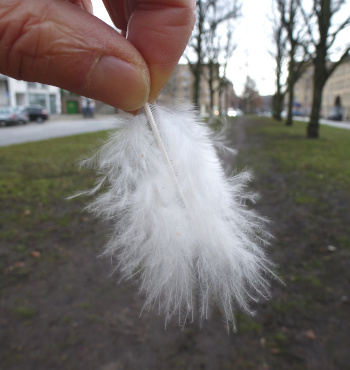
91;0;350;97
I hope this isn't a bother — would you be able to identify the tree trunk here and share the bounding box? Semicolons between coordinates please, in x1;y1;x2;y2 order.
285;45;295;126
308;59;326;138
273;93;284;120
307;39;329;139
218;81;223;114
208;62;214;115
191;0;204;108
193;62;201;107
308;76;323;138
286;87;294;126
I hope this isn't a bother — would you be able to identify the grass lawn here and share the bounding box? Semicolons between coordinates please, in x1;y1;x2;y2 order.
241;117;350;249
245;117;350;190
0;117;349;370
0;131;108;255
233;117;350;369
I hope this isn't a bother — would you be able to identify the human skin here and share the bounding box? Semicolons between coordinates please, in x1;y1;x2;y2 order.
0;0;195;111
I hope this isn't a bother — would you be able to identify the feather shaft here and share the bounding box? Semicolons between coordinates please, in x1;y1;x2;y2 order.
144;103;189;211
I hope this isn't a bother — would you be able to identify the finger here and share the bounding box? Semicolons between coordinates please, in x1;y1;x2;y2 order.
104;0;196;101
0;0;150;111
102;0;127;30
68;0;93;13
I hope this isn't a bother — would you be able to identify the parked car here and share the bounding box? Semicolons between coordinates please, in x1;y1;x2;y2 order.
13;107;29;125
25;105;49;122
0;107;18;127
292;110;304;117
227;108;243;117
328;106;343;121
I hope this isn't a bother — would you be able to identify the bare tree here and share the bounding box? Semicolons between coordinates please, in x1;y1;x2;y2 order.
186;0;207;107
185;0;240;109
271;4;287;120
242;76;261;114
277;0;309;126
206;19;237;115
297;0;350;138
205;16;220;115
218;26;237;114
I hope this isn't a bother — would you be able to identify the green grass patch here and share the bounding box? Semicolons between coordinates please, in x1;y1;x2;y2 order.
13;305;36;319
0;132;108;204
245;118;350;192
236;117;350;254
235;312;263;334
292;274;323;288
0;131;109;265
0;132;108;213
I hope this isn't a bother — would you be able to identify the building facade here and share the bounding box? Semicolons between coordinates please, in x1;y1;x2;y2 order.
0;75;61;114
293;57;350;120
322;58;350;120
159;64;236;115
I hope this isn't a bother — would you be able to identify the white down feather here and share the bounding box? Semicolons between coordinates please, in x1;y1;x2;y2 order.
81;104;274;330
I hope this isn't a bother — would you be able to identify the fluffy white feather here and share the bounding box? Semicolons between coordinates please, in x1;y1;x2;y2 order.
80;104;274;330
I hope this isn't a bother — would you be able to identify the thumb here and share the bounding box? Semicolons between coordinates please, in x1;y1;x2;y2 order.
0;0;150;111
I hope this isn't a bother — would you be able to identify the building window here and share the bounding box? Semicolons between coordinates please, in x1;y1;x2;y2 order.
29;93;47;108
50;94;57;114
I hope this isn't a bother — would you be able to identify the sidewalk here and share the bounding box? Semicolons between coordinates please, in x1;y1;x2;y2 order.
0;115;117;147
50;113;116;121
293;115;350;130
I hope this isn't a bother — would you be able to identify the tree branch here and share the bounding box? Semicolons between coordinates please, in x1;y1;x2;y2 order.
296;0;318;46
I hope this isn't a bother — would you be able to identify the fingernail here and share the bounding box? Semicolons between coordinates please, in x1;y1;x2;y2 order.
89;56;149;111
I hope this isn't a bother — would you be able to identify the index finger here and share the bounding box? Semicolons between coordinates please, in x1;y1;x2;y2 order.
102;0;196;101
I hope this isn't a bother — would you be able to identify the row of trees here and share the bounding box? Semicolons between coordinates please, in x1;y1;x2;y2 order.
272;0;350;138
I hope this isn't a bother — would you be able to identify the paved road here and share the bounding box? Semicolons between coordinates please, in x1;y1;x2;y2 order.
1;114;349;148
0;115;117;147
293;116;350;129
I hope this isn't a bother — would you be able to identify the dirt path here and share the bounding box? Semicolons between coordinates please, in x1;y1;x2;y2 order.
1;116;349;370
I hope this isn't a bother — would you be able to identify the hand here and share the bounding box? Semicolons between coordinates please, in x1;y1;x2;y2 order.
0;0;195;111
